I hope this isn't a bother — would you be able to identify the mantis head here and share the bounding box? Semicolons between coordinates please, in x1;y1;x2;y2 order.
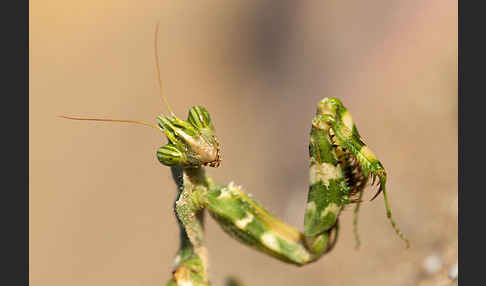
157;106;221;168
61;24;221;169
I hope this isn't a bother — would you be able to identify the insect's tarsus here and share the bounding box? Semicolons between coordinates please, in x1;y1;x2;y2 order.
353;188;365;249
380;177;411;248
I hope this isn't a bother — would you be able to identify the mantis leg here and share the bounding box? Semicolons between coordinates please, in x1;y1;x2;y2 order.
204;97;408;266
167;167;212;286
154;98;407;285
205;182;339;265
203;99;348;265
318;98;410;248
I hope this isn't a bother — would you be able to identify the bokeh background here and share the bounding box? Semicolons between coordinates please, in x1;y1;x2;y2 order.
30;1;457;285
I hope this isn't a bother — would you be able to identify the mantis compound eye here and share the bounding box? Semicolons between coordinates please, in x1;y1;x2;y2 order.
187;106;214;131
157;144;187;166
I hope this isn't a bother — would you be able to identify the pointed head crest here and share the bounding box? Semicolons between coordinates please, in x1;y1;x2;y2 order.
157;106;221;168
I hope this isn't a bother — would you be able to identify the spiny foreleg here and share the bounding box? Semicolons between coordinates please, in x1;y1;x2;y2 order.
316;97;410;248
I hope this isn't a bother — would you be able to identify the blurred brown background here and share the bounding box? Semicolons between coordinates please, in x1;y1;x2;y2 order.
30;1;457;285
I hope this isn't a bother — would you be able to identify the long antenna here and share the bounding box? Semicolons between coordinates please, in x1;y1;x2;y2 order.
154;22;175;116
59;115;161;130
60;24;173;131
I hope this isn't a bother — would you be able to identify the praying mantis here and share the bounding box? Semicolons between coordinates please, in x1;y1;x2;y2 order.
62;24;409;286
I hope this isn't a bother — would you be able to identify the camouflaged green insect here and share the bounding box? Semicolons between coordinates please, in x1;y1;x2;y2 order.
63;97;409;286
150;98;409;283
61;24;409;286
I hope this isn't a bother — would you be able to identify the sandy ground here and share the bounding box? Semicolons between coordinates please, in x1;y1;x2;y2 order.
31;1;457;285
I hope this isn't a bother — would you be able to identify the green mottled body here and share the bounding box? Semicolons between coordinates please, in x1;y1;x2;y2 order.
206;182;336;265
60;24;408;284
157;98;408;286
64;97;408;286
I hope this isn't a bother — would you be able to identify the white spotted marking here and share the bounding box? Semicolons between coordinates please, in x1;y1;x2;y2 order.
261;232;280;251
173;255;181;267
235;213;254;229
227;181;244;195
341;110;354;131
306;201;316;212
228;181;242;190
178;279;194;286
310;162;343;186
321;203;340;218
295;248;312;263
217;188;231;199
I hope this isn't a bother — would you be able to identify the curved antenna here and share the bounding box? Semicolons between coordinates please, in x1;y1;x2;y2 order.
154;22;175;116
59;115;161;131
